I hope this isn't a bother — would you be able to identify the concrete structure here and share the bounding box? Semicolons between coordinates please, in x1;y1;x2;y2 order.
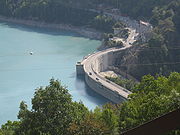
76;29;138;103
76;48;131;103
76;62;84;75
76;47;133;103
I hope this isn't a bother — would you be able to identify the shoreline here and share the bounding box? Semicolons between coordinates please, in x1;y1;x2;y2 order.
0;16;102;40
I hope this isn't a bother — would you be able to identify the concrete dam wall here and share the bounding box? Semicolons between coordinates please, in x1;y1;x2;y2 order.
76;47;131;103
76;17;146;103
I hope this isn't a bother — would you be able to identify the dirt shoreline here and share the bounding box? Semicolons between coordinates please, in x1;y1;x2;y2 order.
0;16;102;40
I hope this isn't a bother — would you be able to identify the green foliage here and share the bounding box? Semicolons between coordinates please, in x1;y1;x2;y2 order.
68;112;108;135
101;33;124;49
91;0;172;18
113;22;126;29
0;0;120;33
0;0;98;26
1;73;180;135
92;15;115;32
115;0;180;79
119;72;180;133
143;0;180;76
0;0;180;134
68;104;120;135
92;0;180;77
102;33;114;42
168;130;180;135
94;104;119;134
0;121;20;135
15;79;88;135
106;76;137;91
148;32;164;47
103;40;123;48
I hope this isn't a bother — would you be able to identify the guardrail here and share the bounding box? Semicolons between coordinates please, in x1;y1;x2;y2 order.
90;62;132;96
81;28;138;101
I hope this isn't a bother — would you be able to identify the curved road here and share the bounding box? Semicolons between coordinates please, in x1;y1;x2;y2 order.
81;29;138;100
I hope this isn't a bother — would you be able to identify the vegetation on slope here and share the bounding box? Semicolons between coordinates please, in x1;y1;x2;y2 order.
82;0;180;78
106;76;137;91
91;0;172;18
1;0;179;78
0;72;180;135
112;0;180;79
0;0;118;33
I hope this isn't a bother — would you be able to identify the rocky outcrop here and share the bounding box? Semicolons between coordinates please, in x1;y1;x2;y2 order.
115;45;180;80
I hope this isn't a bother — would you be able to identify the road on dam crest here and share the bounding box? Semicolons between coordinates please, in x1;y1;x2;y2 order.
77;28;139;103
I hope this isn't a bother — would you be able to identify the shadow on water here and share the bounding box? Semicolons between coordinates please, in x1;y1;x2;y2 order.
75;75;112;107
0;20;90;39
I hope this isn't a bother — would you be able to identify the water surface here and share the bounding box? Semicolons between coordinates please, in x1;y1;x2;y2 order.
0;22;109;125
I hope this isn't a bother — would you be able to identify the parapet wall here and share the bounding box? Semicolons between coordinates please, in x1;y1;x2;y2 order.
76;15;147;103
84;71;126;103
76;47;131;103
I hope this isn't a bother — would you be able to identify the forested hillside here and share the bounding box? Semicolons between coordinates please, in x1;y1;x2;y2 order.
0;0;118;32
0;73;180;135
0;0;96;25
113;0;180;79
1;0;179;78
0;0;180;135
91;0;172;18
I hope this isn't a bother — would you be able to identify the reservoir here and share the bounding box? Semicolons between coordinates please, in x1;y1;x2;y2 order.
0;22;109;125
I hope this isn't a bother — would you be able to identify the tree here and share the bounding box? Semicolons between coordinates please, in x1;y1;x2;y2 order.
68;113;108;135
148;32;164;47
1;73;180;135
119;72;180;134
92;15;115;32
106;77;137;91
0;121;20;135
16;79;88;135
68;104;120;135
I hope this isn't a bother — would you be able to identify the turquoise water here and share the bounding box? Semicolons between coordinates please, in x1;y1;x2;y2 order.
0;22;109;125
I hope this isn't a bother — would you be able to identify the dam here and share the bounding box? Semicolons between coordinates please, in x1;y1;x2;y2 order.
76;46;132;103
76;28;139;103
